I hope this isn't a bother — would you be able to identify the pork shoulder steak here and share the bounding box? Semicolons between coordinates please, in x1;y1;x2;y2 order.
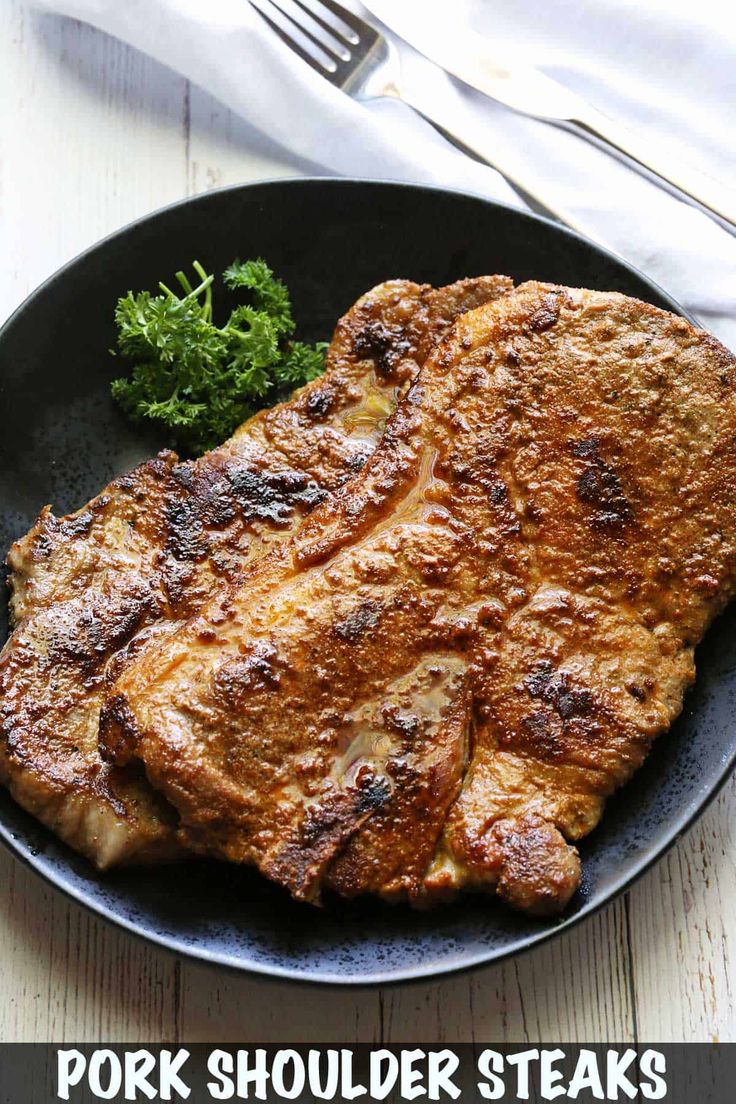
0;275;511;867
102;283;736;914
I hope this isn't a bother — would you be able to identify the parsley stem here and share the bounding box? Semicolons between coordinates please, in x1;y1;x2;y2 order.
159;268;214;311
192;261;213;324
174;270;194;296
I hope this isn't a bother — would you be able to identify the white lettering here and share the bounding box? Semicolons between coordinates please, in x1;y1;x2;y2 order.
507;1049;539;1100
123;1050;157;1101
401;1050;426;1100
207;1050;235;1100
476;1050;505;1100
428;1050;461;1101
88;1051;122;1101
271;1050;305;1100
371;1050;399;1101
308;1049;339;1100
57;1050;86;1101
158;1049;190;1101
568;1049;604;1100
236;1049;270;1100
640;1050;667;1100
606;1049;638;1100
341;1049;367;1100
540;1049;566;1100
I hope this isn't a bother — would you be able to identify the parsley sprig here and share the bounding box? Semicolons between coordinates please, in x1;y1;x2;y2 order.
110;258;327;454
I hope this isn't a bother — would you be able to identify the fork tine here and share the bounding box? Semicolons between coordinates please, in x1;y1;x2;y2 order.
286;0;356;52
250;0;340;77
262;0;349;64
308;0;378;43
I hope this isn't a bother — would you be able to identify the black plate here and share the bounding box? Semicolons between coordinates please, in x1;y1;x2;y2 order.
1;179;734;985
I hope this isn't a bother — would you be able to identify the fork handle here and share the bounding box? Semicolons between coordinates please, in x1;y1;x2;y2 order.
392;84;606;243
565;106;736;232
393;80;735;240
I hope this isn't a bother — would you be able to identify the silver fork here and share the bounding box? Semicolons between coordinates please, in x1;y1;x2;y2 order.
249;0;595;238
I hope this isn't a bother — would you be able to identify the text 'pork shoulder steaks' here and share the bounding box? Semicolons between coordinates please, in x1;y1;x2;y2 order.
101;283;736;915
0;276;511;868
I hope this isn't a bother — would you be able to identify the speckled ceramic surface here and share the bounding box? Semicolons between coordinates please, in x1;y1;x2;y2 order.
1;179;734;985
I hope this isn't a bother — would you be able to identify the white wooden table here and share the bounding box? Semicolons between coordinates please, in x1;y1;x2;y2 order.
1;2;734;1045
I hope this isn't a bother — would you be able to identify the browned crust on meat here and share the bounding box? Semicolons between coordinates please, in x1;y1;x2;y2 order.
1;275;512;867
103;283;736;913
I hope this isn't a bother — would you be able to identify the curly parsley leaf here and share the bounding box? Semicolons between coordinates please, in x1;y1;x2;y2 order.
110;258;326;454
223;258;293;338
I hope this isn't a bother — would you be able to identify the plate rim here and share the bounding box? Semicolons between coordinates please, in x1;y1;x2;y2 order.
1;175;727;987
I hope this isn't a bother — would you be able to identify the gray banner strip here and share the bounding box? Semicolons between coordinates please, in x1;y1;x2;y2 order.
0;1043;733;1103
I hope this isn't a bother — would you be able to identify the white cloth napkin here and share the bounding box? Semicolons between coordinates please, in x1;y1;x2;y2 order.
30;0;736;348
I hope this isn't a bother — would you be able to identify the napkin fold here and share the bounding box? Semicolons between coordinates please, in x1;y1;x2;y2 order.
30;0;736;347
